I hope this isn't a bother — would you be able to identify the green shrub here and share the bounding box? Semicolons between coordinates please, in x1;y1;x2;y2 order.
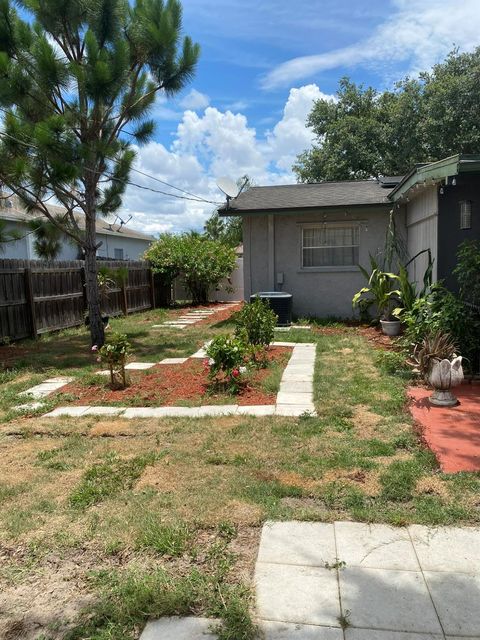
98;332;131;389
235;296;277;351
145;233;237;304
205;335;247;393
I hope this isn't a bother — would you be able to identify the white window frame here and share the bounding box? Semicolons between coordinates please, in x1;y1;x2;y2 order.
114;247;124;260
299;222;360;271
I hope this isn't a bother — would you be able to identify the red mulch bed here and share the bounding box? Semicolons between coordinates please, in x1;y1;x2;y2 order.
408;383;480;473
62;346;291;407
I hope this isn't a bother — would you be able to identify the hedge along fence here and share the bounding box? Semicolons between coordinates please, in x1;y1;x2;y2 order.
0;259;171;342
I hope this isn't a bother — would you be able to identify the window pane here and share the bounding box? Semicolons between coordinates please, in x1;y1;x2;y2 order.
302;245;358;267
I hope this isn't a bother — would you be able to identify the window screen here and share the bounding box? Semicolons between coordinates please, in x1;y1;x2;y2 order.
302;225;359;267
114;248;124;260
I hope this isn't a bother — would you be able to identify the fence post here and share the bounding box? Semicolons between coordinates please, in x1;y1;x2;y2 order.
121;283;128;316
149;269;156;309
24;267;38;339
80;266;87;312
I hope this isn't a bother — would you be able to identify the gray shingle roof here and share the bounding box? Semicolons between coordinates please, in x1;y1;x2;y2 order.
0;200;154;241
223;180;397;213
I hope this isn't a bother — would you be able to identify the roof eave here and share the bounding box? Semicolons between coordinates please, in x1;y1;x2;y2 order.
390;154;480;202
219;202;392;216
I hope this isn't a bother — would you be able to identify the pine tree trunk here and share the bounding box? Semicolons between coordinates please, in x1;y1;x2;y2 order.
84;191;105;347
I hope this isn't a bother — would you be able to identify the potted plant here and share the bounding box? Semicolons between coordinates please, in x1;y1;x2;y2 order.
353;257;401;335
410;331;463;406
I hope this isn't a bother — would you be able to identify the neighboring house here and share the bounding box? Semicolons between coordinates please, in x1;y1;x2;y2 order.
0;196;154;261
220;154;480;318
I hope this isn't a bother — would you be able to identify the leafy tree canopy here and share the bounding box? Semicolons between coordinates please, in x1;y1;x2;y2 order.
145;233;237;304
294;48;480;182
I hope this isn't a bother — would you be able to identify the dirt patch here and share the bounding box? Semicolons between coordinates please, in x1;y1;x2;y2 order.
415;476;449;499
60;346;291;407
321;468;382;496
217;500;263;526
0;547;98;640
274;471;319;493
352;405;383;439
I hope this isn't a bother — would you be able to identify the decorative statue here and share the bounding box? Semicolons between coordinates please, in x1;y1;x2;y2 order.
427;356;464;407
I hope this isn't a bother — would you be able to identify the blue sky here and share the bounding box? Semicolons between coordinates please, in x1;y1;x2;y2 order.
122;0;480;234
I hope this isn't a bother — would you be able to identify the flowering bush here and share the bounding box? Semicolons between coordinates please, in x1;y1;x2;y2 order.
205;335;247;393
98;332;131;390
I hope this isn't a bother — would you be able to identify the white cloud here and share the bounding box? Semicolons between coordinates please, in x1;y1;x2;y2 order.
122;85;328;235
179;89;211;110
262;0;480;89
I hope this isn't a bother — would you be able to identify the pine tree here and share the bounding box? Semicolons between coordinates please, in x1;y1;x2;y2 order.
0;0;199;346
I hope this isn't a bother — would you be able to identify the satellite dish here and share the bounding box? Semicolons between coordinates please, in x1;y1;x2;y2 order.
217;177;239;199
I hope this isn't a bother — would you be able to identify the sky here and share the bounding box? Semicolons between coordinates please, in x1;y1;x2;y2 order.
121;0;480;236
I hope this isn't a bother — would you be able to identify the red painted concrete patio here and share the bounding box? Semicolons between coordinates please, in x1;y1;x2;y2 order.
409;384;480;473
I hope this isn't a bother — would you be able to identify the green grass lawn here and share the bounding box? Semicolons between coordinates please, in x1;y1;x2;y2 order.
1;312;479;640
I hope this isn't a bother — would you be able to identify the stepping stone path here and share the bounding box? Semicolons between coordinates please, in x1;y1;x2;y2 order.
44;341;317;418
140;522;480;639
152;303;238;330
13;376;74;412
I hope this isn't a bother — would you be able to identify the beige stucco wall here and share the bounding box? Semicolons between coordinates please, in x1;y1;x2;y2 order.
404;185;438;286
243;207;402;318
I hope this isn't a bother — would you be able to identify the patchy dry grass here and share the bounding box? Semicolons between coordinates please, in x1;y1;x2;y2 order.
1;323;480;639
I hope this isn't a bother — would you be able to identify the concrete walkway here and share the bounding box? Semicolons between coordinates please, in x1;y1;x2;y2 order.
141;521;480;639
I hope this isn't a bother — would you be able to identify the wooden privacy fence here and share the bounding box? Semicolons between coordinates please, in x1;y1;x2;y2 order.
0;259;171;342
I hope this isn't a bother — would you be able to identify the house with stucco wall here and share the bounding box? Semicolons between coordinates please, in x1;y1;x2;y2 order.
0;196;154;261
220;154;480;318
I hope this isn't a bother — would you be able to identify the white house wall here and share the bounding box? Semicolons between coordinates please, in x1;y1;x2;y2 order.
404;185;438;286
243;208;399;318
0;219;151;261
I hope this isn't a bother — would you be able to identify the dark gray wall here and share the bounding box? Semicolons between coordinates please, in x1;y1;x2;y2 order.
437;174;480;291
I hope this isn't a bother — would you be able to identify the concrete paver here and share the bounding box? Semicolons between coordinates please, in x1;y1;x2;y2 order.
334;521;420;571
43;406;90;417
159;358;188;364
236;405;276;415
345;632;444;639
125;362;156;370
263;621;342;639
408;525;480;573
424;571;480;637
14;401;44;411
82;407;124;415
276;391;314;405
275;404;315;416
140;617;216;639
258;521;336;567
279;381;313;393
255;562;341;626
339;566;443;634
